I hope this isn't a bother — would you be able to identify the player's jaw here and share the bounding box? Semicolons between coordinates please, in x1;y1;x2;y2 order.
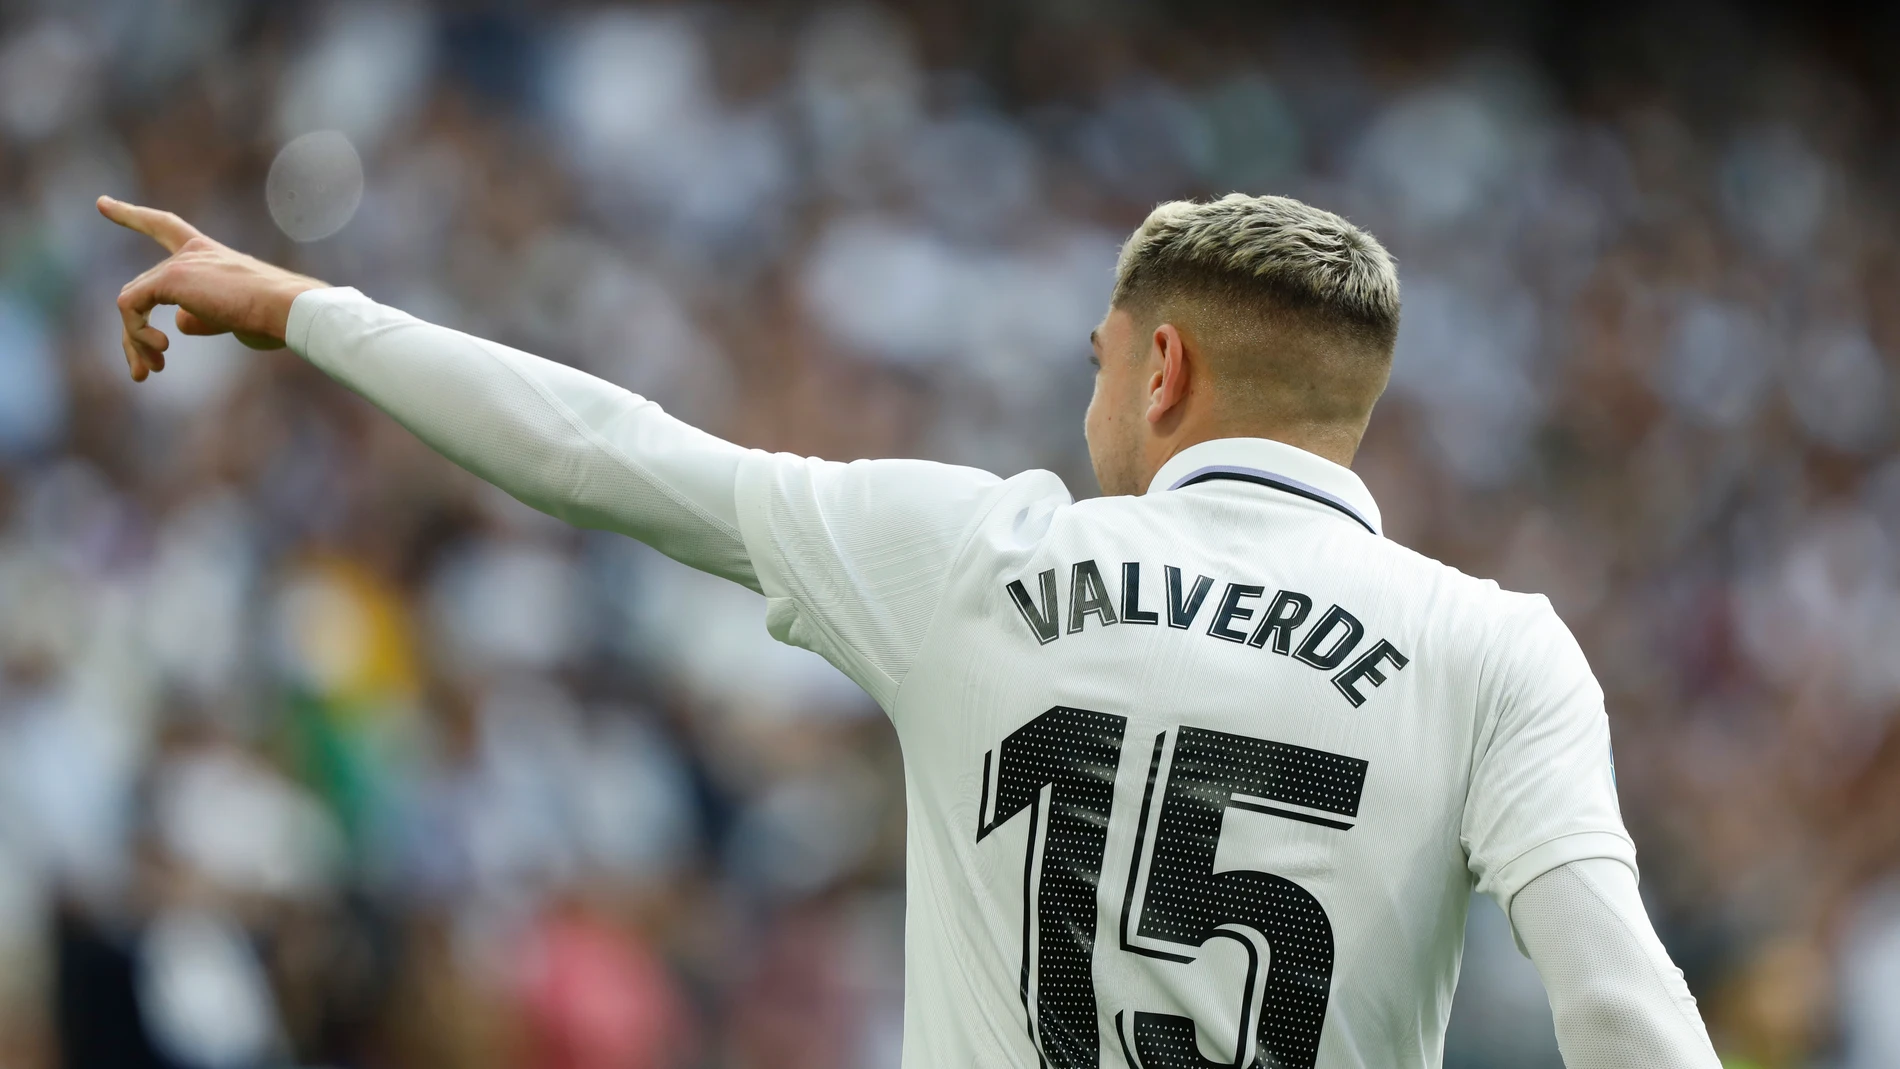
1083;307;1153;498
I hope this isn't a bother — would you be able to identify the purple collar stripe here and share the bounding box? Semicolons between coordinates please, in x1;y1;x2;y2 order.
1167;464;1377;535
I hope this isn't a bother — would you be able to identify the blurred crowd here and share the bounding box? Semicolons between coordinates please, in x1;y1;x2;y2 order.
0;0;1894;1066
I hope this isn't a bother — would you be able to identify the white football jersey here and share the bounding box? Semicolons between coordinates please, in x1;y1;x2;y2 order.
283;287;1704;1069
735;435;1634;1069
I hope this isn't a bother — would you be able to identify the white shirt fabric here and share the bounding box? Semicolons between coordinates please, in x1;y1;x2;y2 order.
287;287;1719;1068
1512;859;1720;1067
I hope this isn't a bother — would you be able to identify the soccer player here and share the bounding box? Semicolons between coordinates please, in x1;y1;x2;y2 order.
100;192;1721;1068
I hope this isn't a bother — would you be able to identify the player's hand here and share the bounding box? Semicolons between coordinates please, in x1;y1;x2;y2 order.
97;196;330;382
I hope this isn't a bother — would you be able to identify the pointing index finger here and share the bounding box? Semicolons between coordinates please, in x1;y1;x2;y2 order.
96;196;203;254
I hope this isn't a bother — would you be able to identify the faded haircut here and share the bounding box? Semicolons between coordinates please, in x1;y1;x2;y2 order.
1113;193;1401;357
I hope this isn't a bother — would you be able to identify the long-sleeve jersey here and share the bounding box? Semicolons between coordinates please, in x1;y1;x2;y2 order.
287;286;1721;1068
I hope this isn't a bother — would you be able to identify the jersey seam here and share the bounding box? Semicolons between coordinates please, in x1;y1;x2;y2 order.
774;588;900;706
885;476;1031;716
288;291;327;353
1493;829;1636;911
1574;863;1712;1036
1459;600;1512;854
732;459;899;707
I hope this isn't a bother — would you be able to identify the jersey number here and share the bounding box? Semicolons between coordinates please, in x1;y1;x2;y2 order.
976;706;1368;1069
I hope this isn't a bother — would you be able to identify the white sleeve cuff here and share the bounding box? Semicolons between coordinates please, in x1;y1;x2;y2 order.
1484;829;1638;932
284;286;361;362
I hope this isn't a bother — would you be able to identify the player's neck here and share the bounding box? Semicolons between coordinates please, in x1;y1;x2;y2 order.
1148;420;1362;479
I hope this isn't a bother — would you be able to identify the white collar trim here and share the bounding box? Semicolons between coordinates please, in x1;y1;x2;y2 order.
1147;437;1383;537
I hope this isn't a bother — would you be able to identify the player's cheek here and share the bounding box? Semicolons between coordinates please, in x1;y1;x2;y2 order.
1082;378;1106;447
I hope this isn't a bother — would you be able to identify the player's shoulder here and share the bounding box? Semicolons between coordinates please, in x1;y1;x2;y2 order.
773;455;1066;532
1339;533;1576;664
956;465;1080;546
1379;535;1552;612
1356;543;1597;720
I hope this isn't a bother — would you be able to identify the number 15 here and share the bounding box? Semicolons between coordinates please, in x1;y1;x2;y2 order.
977;706;1368;1069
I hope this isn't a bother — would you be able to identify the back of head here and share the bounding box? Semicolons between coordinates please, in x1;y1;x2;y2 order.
1113;194;1401;430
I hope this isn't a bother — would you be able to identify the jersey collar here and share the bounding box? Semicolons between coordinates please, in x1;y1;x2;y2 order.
1147;437;1383;537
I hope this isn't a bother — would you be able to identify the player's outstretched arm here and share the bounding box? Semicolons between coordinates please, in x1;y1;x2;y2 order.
1511;858;1722;1067
99;196;758;587
102;196;1025;704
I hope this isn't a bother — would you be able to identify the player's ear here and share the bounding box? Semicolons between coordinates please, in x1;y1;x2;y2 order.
1145;322;1189;425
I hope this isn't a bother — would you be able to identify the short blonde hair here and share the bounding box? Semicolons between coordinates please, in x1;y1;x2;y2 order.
1113;193;1400;352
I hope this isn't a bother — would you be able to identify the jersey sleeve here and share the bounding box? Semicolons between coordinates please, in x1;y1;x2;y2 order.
288;287;757;587
1512;858;1721;1066
1462;593;1638;922
733;452;1050;710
